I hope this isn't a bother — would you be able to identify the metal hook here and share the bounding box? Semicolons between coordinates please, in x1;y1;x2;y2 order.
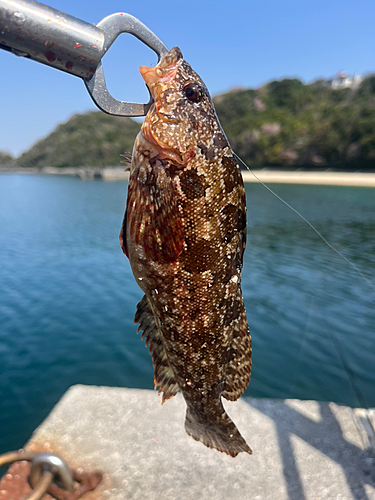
29;452;74;492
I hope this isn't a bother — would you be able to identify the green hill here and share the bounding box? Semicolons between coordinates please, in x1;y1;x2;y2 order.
0;151;15;167
16;111;141;169
214;74;375;170
12;74;375;170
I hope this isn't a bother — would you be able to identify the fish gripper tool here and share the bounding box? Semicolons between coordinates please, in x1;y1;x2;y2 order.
0;0;169;116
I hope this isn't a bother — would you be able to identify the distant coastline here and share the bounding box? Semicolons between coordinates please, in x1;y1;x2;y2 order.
1;166;375;187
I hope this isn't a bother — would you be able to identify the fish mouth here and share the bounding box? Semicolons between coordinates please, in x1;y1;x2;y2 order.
139;64;178;87
139;47;185;165
139;46;183;95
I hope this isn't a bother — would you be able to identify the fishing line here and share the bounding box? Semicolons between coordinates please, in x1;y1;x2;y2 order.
235;153;372;409
292;295;368;410
288;294;314;394
326;326;368;410
234;153;375;292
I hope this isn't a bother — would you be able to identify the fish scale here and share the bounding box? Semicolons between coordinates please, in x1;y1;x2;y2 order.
120;46;252;457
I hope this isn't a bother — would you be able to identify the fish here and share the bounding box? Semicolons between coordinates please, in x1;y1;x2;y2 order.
119;46;252;457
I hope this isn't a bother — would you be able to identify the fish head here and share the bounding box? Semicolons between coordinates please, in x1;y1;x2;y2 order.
139;46;219;164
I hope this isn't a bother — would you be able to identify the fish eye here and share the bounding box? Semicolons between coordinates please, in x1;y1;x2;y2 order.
183;83;204;103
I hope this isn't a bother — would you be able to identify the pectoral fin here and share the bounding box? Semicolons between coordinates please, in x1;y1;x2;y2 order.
119;209;128;257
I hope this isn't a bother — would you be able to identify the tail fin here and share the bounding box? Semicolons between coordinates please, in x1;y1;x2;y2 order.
184;400;252;458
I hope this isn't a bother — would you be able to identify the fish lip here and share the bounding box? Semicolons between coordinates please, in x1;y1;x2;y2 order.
153;101;179;124
156;111;179;124
139;61;181;88
139;46;183;86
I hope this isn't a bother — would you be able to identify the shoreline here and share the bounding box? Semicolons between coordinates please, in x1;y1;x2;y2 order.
241;170;375;187
1;166;375;187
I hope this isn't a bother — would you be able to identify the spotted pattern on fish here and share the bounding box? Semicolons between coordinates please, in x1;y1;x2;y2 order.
120;47;252;457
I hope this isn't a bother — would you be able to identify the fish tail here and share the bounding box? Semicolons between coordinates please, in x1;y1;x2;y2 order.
184;400;252;458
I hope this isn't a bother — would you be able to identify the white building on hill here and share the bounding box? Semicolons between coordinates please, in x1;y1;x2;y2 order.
328;71;363;89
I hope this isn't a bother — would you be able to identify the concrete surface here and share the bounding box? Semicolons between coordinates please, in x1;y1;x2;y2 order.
26;385;375;500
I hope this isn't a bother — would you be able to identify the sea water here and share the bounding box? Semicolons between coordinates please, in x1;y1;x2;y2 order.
0;174;374;453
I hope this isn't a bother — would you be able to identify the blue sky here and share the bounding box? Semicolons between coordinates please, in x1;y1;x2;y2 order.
1;0;374;157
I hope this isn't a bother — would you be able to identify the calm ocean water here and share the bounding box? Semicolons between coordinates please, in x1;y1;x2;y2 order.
0;174;374;454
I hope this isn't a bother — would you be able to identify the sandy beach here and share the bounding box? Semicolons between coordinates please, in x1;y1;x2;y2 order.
241;170;375;187
75;167;375;187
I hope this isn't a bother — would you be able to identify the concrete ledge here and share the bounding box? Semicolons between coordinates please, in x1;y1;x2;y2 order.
26;386;375;500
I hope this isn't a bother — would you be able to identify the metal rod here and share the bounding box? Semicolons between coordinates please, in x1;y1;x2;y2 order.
0;0;104;78
0;0;169;116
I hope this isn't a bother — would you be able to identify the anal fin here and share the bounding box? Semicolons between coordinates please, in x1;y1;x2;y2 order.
134;295;179;403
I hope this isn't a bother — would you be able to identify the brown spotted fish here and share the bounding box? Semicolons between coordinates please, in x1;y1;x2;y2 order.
120;46;252;457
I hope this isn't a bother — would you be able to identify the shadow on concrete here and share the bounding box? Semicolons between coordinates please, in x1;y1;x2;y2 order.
246;399;375;500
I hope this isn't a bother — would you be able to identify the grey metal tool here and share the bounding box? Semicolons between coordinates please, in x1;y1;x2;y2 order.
0;0;169;116
29;452;74;492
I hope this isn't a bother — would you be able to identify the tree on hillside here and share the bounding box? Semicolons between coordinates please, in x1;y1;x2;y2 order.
214;75;375;170
0;151;14;167
16;111;141;169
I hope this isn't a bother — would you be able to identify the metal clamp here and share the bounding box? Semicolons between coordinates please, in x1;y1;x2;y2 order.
29;452;74;492
84;13;168;116
0;0;168;116
0;449;103;500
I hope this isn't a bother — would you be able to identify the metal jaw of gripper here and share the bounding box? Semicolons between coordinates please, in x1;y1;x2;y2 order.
0;0;169;116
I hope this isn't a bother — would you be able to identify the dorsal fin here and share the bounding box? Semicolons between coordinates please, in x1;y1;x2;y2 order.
134;295;180;403
221;295;252;402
